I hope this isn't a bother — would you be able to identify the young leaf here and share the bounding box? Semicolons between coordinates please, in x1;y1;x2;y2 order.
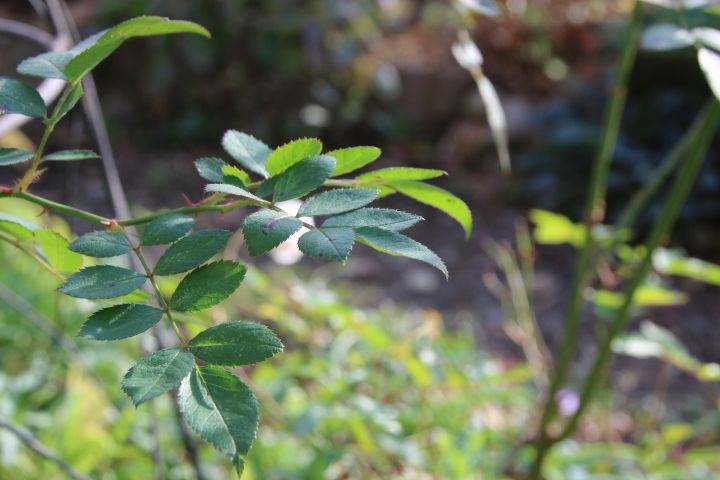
0;78;46;118
55;83;84;121
242;210;303;256
154;229;231;276
222;165;251;186
169;260;247;312
79;304;163;341
222;130;270;178
0;148;33;166
141;214;194;246
265;138;322;176
355;167;446;183
122;348;194;405
356;227;448;278
322;208;422;231
178;366;259;458
0;213;37;240
205;184;270;205
188;321;283;366
43;149;100;162
328;146;381;177
195;157;227;183
297;188;379;217
69;231;131;258
65;17;211;83
35;230;82;272
297;228;355;262
272;155;335;202
58;266;146;299
391;181;472;239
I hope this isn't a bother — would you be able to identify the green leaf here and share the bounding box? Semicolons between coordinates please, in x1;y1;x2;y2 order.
189;321;283;366
222;130;270;178
529;209;586;247
242;210;303;256
17;51;75;79
322;208;422;231
122;348;194;405
698;47;720;102
297;188;379;217
654;249;720;286
195;157;227;183
69;231;131;258
55;83;84;121
79;304;163;341
179;366;259;458
65;17;211;83
205;183;270;205
58;266;146;299
272;155;335;202
43;149;99;162
0;78;46;118
355;167;446;183
328;146;381;177
141;214;194;246
265;138;322;176
356;227;448;278
169;260;246;312
592;285;687;310
222;165;251;186
391;181;472;239
0;213;38;240
34;230;82;272
154;229;231;276
641;24;693;51
0;148;33;166
297;228;355;262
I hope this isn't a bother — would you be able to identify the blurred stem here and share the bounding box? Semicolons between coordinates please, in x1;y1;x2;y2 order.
0;419;91;480
557;98;720;444
532;0;643;476
0;231;63;279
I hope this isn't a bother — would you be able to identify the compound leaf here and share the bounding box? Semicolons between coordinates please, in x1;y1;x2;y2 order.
189;321;283;366
58;265;146;299
169;260;246;312
242;209;302;256
79;304;163;341
122;348;194;405
154;229;231;276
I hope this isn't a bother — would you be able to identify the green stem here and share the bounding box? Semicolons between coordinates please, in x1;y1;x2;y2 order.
532;1;642;476
11;192;110;225
557;98;720;444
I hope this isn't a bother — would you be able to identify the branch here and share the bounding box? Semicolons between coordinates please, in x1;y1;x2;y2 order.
0;419;91;480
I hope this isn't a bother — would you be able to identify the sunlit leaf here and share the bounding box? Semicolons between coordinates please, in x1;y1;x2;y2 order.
322;208;423;231
356;227;448;278
328;146;381;177
35;229;82;272
265;138;322;176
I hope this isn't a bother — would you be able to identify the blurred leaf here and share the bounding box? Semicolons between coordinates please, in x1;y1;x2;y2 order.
391;181;472;239
43;149;100;162
222;130;271;178
266;138;322;176
69;231;131;258
141;214;194;246
322;208;422;231
189;321;284;366
35;229;82;272
0;147;33;166
328;146;381;177
477;76;511;172
356;227;448;278
169;260;246;312
592;285;688;309
458;0;499;16
272;155;335;202
242;209;302;256
356;167;446;183
154;229;231;276
122;348;194;405
297;188;378;217
642;24;693;51
222;165;251;186
654;249;720;286
530;209;585;246
58;266;146;299
0;78;46;117
0;213;37;240
642;0;714;9
298;228;355;262
698;47;720;101
79;304;163;341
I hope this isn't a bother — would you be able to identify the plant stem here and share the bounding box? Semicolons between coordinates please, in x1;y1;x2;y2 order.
531;1;642;476
0;419;91;480
0;231;63;278
557;98;719;443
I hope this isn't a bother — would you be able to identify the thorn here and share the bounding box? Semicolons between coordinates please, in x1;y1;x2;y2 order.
182;194;194;207
101;219;119;230
0;186;11;194
37;207;49;217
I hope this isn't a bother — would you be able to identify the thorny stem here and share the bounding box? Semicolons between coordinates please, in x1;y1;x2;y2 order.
531;1;643;477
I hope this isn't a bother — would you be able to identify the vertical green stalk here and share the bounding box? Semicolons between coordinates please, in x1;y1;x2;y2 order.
533;0;643;460
557;99;720;443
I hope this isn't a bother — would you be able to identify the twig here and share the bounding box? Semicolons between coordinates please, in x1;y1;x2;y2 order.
0;419;91;480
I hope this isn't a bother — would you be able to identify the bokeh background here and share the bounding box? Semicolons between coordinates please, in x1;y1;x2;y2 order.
1;0;720;478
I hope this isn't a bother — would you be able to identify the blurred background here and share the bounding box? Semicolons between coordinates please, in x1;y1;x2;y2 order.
1;0;720;478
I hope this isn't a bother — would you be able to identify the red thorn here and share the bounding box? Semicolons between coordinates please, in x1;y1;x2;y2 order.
37;207;49;217
101;219;118;230
182;194;194;207
0;186;11;194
